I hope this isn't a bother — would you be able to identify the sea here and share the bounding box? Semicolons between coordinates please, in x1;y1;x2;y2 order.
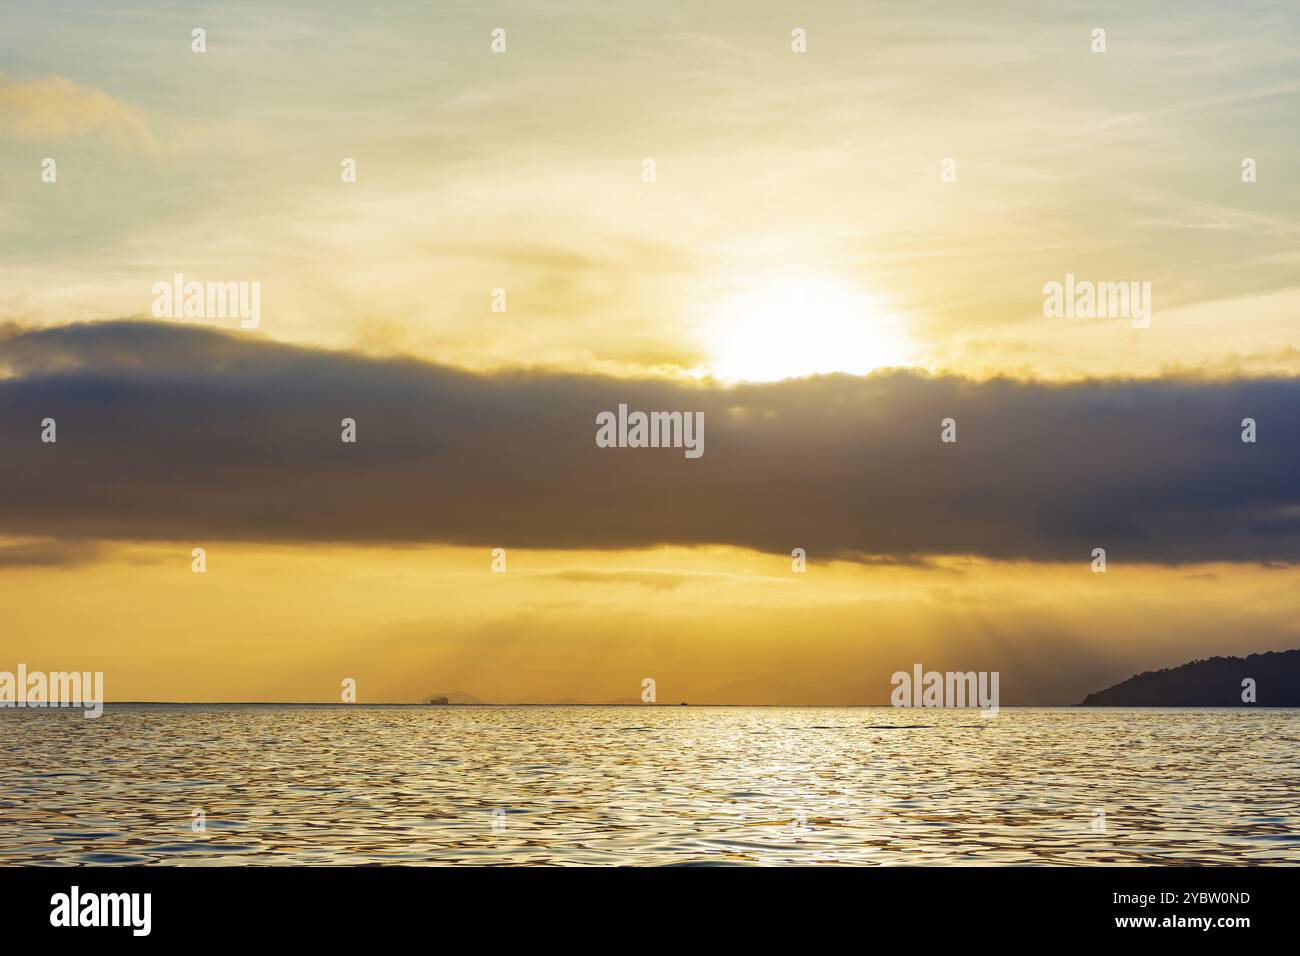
1;704;1297;865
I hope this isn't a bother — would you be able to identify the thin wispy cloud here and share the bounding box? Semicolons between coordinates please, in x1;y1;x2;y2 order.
0;73;153;149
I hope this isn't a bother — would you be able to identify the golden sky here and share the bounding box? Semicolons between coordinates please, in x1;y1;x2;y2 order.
1;1;1298;702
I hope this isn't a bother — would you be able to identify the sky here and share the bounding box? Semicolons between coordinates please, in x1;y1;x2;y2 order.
1;1;1298;703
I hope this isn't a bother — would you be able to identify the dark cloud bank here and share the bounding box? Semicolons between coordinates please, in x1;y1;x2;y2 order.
1;321;1297;565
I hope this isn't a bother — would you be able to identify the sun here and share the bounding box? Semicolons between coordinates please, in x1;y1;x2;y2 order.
698;274;911;382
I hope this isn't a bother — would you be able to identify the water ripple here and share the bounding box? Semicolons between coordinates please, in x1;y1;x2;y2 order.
0;705;1296;865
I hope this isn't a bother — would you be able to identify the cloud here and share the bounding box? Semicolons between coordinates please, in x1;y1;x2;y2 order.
0;74;153;148
1;320;1297;565
0;537;103;569
542;569;753;591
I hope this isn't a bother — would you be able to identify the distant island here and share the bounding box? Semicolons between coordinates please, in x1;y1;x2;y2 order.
1080;649;1300;706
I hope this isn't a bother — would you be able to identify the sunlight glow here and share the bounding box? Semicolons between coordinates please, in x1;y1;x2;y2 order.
699;275;911;382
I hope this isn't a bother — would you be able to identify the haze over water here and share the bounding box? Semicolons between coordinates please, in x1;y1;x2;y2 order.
2;705;1297;866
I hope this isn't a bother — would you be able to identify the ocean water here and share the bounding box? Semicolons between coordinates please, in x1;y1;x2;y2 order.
1;705;1297;866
